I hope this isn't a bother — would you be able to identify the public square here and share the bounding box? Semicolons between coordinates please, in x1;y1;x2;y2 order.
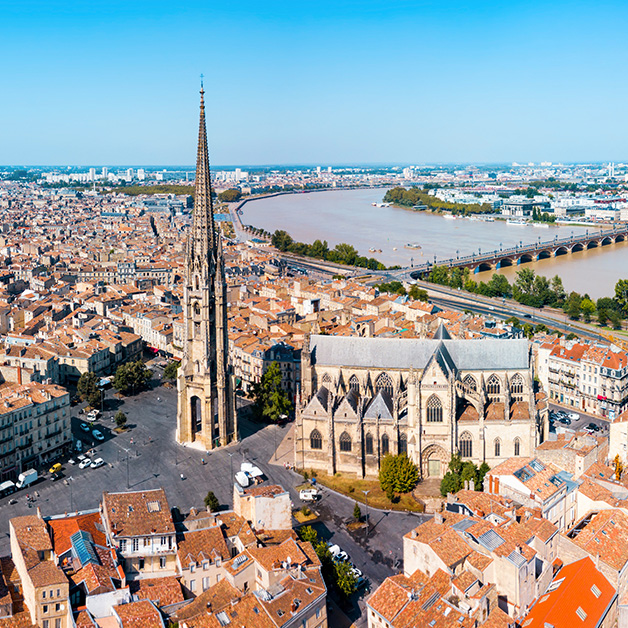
0;371;427;624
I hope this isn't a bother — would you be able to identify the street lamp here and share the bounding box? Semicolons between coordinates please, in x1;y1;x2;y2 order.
456;250;459;259
228;452;235;485
362;490;370;539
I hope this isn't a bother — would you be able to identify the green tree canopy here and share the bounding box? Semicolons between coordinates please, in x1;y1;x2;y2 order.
204;491;220;512
163;361;180;380
217;188;242;202
334;560;358;598
77;371;103;408
252;361;293;423
379;454;419;494
114;411;127;428
113;359;152;395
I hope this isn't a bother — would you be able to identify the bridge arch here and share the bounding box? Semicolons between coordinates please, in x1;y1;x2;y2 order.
571;242;584;252
518;253;534;264
537;249;552;260
601;236;613;246
476;262;493;273
496;257;514;268
586;240;598;249
616;234;626;243
555;246;569;256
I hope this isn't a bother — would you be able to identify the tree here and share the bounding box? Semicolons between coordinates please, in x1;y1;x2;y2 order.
505;316;520;327
379;454;419;494
217;188;242;202
550;275;566;306
163;361;180;380
477;462;490;490
487;273;511;298
251;361;293;423
608;309;623;330
334;560;358;598
113;360;152;395
204;491;220;512
408;284;429;301
77;371;103;408
298;526;319;544
580;298;596;323
615;279;628;315
514;268;535;297
114;411;127;429
597;309;609;327
440;471;462;497
353;502;361;522
564;292;582;320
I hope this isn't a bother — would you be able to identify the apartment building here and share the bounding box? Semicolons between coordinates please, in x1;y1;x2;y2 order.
0;382;71;481
485;457;578;532
100;489;177;579
538;341;628;419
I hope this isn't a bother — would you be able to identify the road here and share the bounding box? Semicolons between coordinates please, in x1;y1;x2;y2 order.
0;372;427;626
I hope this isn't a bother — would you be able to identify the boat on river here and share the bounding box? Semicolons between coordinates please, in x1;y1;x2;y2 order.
405;243;422;249
507;219;527;226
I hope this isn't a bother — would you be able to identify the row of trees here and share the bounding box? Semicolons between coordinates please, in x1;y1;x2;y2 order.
376;281;428;301
440;455;490;496
298;526;358;598
78;359;153;401
217;188;242;202
271;229;387;271
383;187;495;215
428;265;627;329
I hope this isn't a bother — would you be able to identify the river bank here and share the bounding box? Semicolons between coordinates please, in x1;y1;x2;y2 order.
238;188;627;298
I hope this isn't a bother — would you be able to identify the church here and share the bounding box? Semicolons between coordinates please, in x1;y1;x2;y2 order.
296;326;548;479
176;86;237;449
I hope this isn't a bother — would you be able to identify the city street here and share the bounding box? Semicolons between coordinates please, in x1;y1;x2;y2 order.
0;374;427;624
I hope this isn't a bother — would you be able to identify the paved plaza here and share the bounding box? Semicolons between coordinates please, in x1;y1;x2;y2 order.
0;373;428;625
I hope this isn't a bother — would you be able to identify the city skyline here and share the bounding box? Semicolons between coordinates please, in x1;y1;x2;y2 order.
3;0;628;165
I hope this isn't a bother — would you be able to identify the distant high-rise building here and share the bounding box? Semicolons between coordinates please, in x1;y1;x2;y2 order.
102;167;108;179
126;168;134;180
88;168;96;181
176;86;237;449
327;166;332;173
137;168;146;181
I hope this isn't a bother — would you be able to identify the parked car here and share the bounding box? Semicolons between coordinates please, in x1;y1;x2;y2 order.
68;458;76;465
329;544;349;562
49;463;62;475
299;489;319;502
79;458;92;469
80;423;90;432
558;417;571;425
587;423;601;432
90;458;105;469
568;412;580;421
350;566;363;578
92;430;104;441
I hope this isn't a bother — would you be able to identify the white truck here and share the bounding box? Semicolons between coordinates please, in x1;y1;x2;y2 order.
299;488;319;502
16;469;38;489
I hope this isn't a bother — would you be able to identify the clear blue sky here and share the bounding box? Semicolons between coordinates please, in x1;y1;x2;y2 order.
2;0;628;166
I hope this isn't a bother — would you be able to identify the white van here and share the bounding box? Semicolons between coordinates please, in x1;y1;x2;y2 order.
299;488;319;502
235;471;250;487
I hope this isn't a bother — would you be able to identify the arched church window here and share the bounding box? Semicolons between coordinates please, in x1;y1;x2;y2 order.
194;302;201;316
322;373;332;385
514;438;521;456
511;373;524;400
375;372;393;397
426;395;443;423
339;431;352;453
494;438;501;457
399;433;408;455
487;374;501;397
365;433;373;455
381;433;389;455
310;429;322;450
349;375;360;392
463;374;477;391
459;432;473;458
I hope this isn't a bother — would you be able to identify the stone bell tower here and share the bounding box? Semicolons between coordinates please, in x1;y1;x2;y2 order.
176;84;236;448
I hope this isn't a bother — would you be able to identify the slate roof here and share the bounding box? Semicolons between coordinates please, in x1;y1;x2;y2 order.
363;390;394;420
310;335;529;370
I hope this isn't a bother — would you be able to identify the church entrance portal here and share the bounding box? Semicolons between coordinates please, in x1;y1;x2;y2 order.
191;396;202;434
422;443;448;478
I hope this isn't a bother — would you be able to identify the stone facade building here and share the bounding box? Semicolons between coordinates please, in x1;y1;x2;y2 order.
176;87;236;449
296;329;548;479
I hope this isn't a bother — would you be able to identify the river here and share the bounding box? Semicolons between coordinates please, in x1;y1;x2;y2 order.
240;188;627;298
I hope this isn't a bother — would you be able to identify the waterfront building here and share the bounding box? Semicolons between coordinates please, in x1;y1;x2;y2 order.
176;87;236;448
296;328;548;479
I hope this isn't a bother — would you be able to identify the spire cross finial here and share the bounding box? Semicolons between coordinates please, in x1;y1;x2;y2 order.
200;73;204;91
